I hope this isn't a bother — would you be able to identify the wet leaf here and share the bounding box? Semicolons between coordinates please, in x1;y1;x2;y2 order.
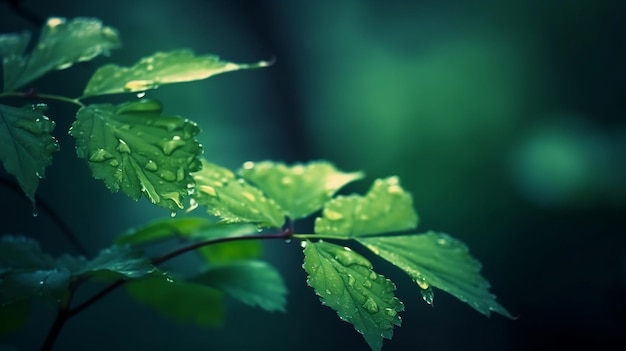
195;260;287;312
191;159;285;228
240;161;363;219
82;49;271;97
115;217;216;246
74;245;157;280
70;100;202;212
126;277;224;326
315;177;417;238
0;103;58;203
3;17;120;92
359;232;513;318
303;241;403;351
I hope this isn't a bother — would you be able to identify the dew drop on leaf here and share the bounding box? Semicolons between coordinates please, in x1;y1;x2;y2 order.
32;206;39;217
170;210;176;217
242;161;255;170
300;241;307;248
144;160;158;171
384;307;397;318
347;274;356;288
136;92;146;98
362;280;372;289
362;297;379;314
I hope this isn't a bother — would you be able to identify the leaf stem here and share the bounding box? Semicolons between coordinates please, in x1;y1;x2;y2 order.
40;285;76;351
0;91;84;107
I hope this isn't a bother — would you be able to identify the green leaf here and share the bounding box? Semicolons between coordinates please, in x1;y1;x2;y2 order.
358;232;513;318
315;177;418;238
240;161;363;219
115;217;215;246
125;277;224;326
302;241;404;351
82;49;271;97
0;31;30;57
70;100;202;212
0;103;58;203
195;260;287;312
191;159;285;228
197;239;261;265
0;235;70;305
3;17;120;92
0;300;30;337
74;245;158;280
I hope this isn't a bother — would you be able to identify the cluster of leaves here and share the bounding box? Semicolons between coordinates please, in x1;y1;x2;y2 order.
0;17;511;351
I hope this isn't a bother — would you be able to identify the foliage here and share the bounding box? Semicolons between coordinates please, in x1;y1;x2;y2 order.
0;17;511;351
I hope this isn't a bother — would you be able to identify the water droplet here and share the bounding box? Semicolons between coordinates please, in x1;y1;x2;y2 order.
415;277;429;290
281;176;293;185
334;249;371;268
242;161;255;170
89;148;115;162
324;209;344;220
124;79;157;91
347;274;356;288
146;64;154;71
436;237;448;245
144;160;158;171
170;210;177;217
369;272;378;281
162;192;183;209
199;185;217;197
325;289;332;296
292;165;305;174
136;92;146;98
160;170;177;182
176;167;185;181
160;139;186;155
241;191;256;202
387;185;403;195
420;286;434;305
109;160;119;167
359;214;369;221
300;241;307;248
39;280;44;285
384;307;397;318
362;280;372;289
284;239;292;244
116;139;131;154
362;297;379;314
32;206;39;217
166;277;174;283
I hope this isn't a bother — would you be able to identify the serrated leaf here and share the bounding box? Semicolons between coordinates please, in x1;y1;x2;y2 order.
191;159;285;228
0;103;58;203
302;241;404;351
0;300;30;337
195;260;287;312
359;232;513;318
74;245;157;280
82;49;271;97
240;161;364;219
315;177;418;238
3;17;120;92
125;277;224;326
70;100;202;212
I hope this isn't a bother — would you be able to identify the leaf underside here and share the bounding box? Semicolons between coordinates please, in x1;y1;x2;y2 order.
0;103;58;203
70;100;202;212
82;49;272;97
240;160;364;219
303;240;403;351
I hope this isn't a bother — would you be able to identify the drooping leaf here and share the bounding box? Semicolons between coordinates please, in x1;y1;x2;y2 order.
359;232;513;318
3;17;120;92
191;159;285;228
125;277;224;326
0;300;30;337
315;177;418;238
82;49;271;97
195;260;287;312
240;161;363;219
74;245;158;280
70;100;202;212
0;235;70;305
0;103;58;203
302;241;404;351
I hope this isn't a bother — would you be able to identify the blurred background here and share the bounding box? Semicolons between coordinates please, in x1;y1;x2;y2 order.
1;0;624;350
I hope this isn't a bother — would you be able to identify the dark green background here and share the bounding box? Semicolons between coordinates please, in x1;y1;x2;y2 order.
1;0;625;350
